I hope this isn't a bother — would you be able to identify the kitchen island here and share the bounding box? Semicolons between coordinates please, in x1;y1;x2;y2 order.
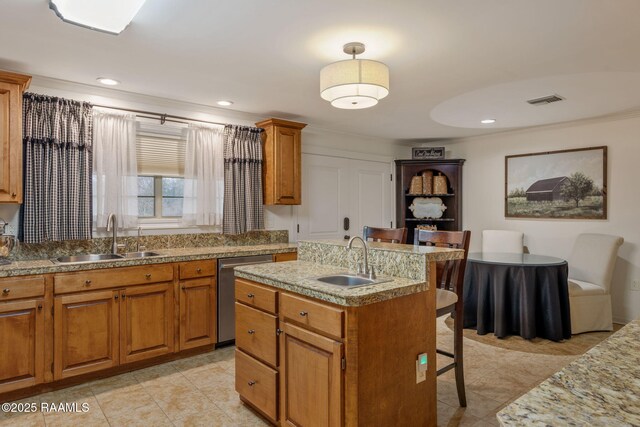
234;239;463;427
497;319;640;426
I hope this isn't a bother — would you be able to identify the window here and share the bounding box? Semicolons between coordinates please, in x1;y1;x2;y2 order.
136;120;186;221
137;176;184;218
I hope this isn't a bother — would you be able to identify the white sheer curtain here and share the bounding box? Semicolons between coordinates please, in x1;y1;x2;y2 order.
93;111;139;229
182;124;224;227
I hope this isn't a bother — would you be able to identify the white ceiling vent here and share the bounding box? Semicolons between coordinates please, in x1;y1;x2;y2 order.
526;94;565;106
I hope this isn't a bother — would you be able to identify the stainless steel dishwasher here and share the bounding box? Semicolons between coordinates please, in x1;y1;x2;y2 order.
217;254;274;346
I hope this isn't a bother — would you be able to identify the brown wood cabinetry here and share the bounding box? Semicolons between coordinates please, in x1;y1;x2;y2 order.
280;322;343;427
0;70;31;204
178;260;216;350
54;290;119;380
273;252;297;263
0;297;44;393
395;159;465;244
256;118;307;205
120;283;174;364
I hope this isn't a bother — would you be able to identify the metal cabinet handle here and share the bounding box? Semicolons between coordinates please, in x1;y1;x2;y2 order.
248;380;256;386
37;304;42;310
122;293;126;299
181;286;186;290
84;280;92;285
145;274;151;279
11;193;16;198
276;328;283;336
248;329;255;334
196;268;202;273
247;293;254;298
299;311;307;317
2;288;9;294
114;295;119;300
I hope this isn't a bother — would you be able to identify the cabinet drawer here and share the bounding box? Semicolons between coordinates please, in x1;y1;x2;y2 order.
179;260;216;280
55;264;174;294
235;349;278;423
236;279;277;314
280;293;344;340
0;276;45;301
235;303;277;367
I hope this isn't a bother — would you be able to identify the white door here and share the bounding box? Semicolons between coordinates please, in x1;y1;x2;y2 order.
297;154;393;241
297;154;350;240
348;159;393;239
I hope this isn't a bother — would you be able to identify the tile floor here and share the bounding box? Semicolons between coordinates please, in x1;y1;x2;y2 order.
0;317;601;427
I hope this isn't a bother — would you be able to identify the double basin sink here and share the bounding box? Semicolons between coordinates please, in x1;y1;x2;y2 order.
52;251;161;264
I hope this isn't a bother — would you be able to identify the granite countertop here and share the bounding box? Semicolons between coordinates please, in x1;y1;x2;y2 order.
235;260;427;307
0;243;297;278
497;319;640;426
301;239;464;260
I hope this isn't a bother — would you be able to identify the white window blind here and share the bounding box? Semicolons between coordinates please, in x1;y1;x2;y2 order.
136;121;186;176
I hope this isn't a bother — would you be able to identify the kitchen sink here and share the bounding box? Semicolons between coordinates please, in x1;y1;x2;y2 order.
53;253;123;264
315;274;391;288
121;251;161;258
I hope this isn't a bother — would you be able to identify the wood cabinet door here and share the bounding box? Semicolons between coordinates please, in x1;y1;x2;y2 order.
280;322;343;427
54;290;119;380
274;126;301;205
120;283;175;364
179;277;216;350
0;299;44;393
0;81;21;203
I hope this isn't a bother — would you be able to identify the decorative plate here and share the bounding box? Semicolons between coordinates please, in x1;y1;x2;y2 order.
409;197;447;219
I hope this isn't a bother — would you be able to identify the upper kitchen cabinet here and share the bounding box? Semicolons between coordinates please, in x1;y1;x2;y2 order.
256;118;307;205
0;70;31;204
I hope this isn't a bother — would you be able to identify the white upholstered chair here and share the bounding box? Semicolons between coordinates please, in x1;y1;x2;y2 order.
482;230;524;254
568;233;624;334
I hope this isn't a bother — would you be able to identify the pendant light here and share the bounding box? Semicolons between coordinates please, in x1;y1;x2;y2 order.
320;42;390;109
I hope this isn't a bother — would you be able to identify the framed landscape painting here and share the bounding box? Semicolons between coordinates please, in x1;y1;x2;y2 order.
505;146;607;219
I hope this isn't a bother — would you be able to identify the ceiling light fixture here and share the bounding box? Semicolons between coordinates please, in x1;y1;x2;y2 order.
320;42;389;110
217;101;234;106
96;77;120;86
480;119;496;124
49;0;147;35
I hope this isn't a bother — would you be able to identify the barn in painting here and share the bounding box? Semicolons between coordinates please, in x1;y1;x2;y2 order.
525;176;568;201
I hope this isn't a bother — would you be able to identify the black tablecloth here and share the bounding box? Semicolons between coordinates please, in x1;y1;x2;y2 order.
463;259;571;341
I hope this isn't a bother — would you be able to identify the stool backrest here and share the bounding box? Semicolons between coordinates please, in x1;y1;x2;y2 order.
414;229;471;294
363;226;407;244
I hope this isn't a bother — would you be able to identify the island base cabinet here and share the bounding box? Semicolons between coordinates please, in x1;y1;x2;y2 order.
54;290;119;380
179;278;216;350
120;283;174;364
0;299;44;393
280;322;343;427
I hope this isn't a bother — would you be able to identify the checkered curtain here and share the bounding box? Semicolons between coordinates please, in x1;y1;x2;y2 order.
222;125;264;234
21;93;93;243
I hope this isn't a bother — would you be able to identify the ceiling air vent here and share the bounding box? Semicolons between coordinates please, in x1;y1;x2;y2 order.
526;94;564;106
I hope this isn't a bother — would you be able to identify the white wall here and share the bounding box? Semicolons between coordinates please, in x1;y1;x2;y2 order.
427;113;640;323
1;76;406;240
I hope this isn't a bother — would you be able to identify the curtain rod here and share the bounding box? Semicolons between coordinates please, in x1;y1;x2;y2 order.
92;103;228;127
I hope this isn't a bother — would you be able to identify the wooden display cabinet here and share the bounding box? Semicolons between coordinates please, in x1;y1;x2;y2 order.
395;159;465;244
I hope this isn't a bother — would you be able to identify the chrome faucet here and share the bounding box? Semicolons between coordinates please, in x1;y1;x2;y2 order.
347;236;376;279
106;213;124;255
136;227;146;252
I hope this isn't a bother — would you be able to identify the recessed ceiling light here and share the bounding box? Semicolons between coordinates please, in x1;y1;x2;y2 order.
480;119;496;124
96;77;120;86
217;101;233;106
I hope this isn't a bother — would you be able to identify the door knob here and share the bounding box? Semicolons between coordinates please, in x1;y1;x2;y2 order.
247;293;254;298
2;288;9;294
299;311;308;317
248;380;256;386
248;329;255;334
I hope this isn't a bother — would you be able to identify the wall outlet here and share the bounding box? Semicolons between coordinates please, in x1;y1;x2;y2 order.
631;280;640;291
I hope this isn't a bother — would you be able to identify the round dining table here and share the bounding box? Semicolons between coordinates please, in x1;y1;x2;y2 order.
462;252;571;341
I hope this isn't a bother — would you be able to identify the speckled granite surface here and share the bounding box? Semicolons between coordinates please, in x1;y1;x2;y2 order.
0;243;297;278
9;230;289;261
235;261;426;307
298;239;463;280
497;319;640;426
236;240;464;306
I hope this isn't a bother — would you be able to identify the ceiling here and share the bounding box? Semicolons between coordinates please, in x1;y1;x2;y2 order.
2;0;640;140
